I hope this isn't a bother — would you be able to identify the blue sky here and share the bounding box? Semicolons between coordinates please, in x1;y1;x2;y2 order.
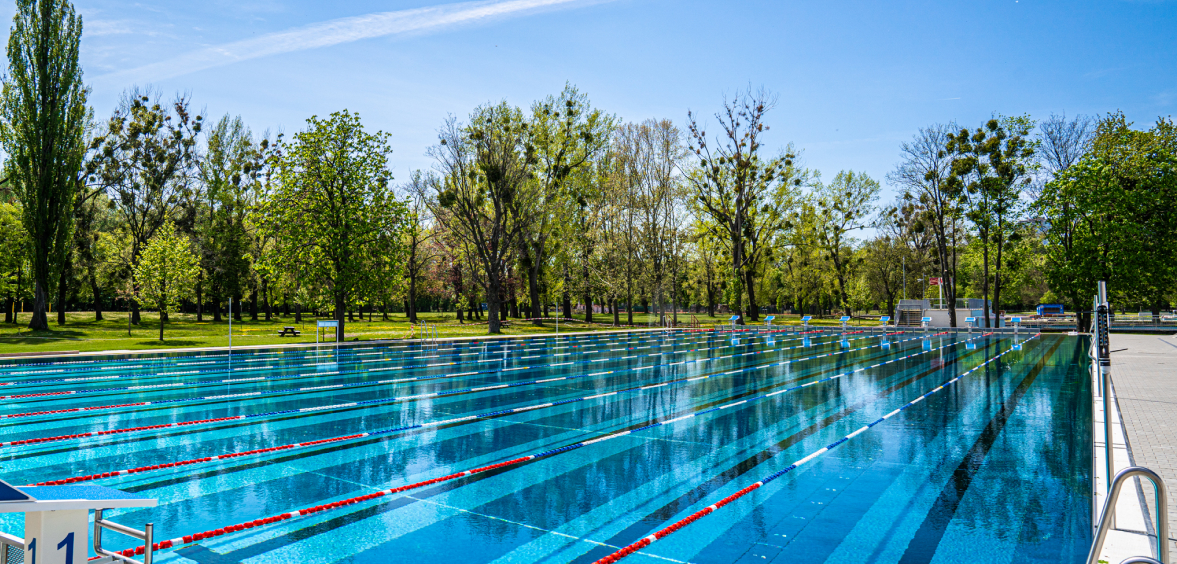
7;0;1175;201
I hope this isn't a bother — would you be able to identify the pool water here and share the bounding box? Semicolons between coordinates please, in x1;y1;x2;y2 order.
0;329;1092;563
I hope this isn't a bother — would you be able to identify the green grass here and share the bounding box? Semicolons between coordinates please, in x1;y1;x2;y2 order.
0;310;882;356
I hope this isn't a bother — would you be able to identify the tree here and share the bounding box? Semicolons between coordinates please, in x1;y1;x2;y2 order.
257;110;407;341
87;88;203;324
425;103;540;334
947;116;1036;327
1038;114;1177;324
133;222;199;340
401;171;437;323
888;124;962;326
814;170;879;316
521;84;613;324
0;201;29;323
0;0;88;331
686;87;799;323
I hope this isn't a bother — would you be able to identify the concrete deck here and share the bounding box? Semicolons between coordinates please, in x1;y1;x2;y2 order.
1106;333;1177;561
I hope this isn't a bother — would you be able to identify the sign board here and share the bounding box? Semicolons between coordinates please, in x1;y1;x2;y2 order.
929;277;942;286
316;320;338;328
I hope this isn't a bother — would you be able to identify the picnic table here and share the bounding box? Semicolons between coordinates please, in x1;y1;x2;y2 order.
277;326;301;337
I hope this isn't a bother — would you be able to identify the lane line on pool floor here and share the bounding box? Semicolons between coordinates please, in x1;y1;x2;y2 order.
3;331;885;451
26;333;931;483
589;334;1040;564
76;334;1000;559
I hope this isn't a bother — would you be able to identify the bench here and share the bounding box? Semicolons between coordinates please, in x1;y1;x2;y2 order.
277;326;301;337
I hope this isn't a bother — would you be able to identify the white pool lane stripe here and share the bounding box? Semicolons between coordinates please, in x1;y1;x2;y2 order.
2;331;865;446
592;334;1042;564
34;332;940;483
92;332;998;557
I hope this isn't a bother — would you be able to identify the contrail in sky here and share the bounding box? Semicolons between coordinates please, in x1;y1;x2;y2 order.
95;0;610;85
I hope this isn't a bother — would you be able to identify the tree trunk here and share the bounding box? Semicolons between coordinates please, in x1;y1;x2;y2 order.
295;302;302;323
90;271;103;321
249;287;259;321
744;268;760;321
528;257;542;324
263;280;272;321
4;296;12;324
584;291;593;324
335;291;346;341
487;278;502;334
612;298;619;326
57;252;71;326
562;265;572;320
408;275;417;322
28;279;49;331
195;277;203;322
982;237;991;328
159;311;165;341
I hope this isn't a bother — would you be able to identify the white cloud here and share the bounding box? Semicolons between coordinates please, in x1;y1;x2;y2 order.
94;0;612;86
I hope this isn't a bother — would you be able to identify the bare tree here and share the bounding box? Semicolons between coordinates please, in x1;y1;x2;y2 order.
424;104;539;334
887;124;962;326
400;171;438;323
1039;112;1094;178
685;87;794;323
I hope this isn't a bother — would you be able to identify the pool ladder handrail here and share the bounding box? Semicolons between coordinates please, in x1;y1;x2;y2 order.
1087;466;1170;564
92;508;154;564
0;531;24;564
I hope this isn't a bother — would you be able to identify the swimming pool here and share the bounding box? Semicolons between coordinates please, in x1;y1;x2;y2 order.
0;329;1092;563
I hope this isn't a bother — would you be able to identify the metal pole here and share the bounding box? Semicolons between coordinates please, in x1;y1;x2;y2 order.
903;257;906;300
1096;281;1113;495
228;298;233;351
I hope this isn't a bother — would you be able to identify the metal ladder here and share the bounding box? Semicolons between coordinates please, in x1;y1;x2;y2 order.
1087;466;1169;564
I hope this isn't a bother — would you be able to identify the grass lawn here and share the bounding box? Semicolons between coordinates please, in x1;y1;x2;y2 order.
0;310;884;356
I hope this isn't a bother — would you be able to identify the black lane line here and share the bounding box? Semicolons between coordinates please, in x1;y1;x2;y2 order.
572;342;996;564
110;337;922;493
895;337;1061;564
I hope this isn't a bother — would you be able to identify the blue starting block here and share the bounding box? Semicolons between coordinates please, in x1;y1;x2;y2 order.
764;315;775;327
879;315;890;329
800;316;812;332
728;315;740;330
0;479;157;564
840;315;851;332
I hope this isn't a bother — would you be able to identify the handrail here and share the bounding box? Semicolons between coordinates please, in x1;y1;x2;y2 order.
1087;466;1169;564
0;531;25;564
1120;558;1163;564
94;508;154;564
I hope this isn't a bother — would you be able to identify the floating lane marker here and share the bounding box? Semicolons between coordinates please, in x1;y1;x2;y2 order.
2;331;880;447
34;332;965;485
589;333;1041;564
76;332;1006;558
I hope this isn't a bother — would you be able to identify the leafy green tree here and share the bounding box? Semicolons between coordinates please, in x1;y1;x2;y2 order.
258;110;407;341
87;88;203;324
946;116;1036;326
1038;113;1177;324
814;170;880;316
0;201;29;323
0;0;88;331
133;222;199;340
521;84;614;324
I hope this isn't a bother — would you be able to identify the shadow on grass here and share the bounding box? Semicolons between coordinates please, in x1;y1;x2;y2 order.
134;340;203;347
0;329;87;342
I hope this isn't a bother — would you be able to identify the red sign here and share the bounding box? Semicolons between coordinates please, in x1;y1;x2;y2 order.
929;277;942;286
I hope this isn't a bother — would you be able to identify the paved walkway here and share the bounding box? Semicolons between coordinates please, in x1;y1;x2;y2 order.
1111;333;1177;557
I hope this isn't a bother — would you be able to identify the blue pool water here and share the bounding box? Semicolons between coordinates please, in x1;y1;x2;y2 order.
0;329;1091;563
